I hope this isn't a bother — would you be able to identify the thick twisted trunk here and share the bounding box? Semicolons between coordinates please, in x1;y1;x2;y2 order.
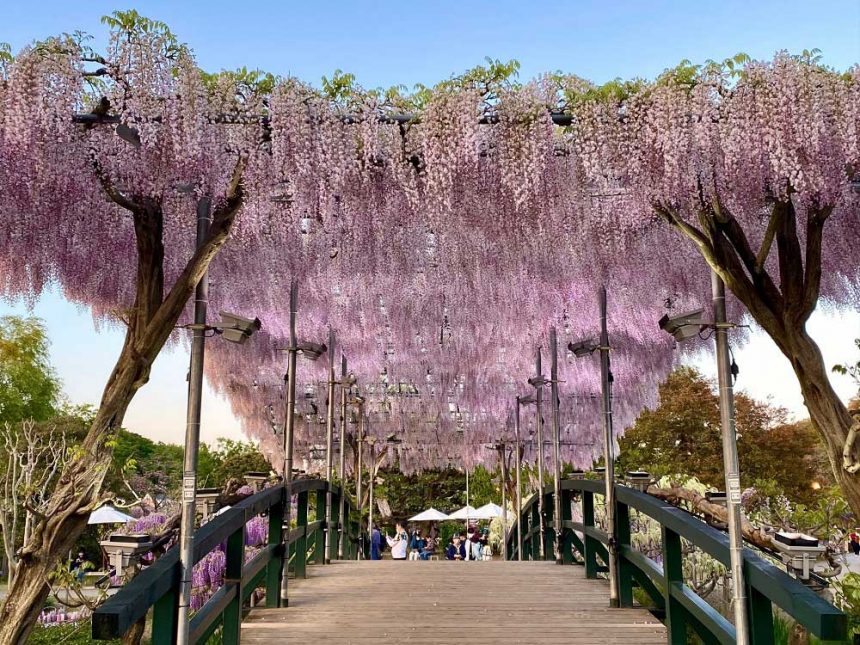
778;327;860;514
657;198;859;518
0;158;246;645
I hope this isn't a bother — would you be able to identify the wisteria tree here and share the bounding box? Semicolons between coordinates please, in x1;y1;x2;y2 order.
0;13;263;640
1;10;858;641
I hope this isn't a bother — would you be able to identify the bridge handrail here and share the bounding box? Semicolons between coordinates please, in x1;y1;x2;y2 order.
506;478;847;643
92;479;356;643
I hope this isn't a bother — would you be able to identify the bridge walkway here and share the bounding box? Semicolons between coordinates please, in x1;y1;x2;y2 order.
242;560;666;644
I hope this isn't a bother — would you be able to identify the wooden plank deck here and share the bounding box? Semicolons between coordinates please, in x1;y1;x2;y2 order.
242;560;667;644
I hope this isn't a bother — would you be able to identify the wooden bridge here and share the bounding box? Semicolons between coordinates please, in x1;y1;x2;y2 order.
92;478;848;644
242;560;665;644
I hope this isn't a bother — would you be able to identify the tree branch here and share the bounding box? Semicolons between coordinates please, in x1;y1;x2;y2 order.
799;205;833;322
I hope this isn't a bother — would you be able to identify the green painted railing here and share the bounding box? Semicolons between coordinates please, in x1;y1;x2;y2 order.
92;478;357;643
506;478;847;644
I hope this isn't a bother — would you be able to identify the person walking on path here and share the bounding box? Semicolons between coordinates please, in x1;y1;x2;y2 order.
371;524;382;560
386;522;409;560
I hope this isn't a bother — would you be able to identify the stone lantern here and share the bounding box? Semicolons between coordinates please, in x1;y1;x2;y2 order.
195;488;221;521
244;472;268;492
100;534;153;578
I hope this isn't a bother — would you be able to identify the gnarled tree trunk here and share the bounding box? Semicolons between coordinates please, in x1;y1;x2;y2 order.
657;197;859;517
0;158;245;645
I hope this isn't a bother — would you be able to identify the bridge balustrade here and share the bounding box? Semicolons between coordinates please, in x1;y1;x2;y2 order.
506;478;847;644
92;479;358;643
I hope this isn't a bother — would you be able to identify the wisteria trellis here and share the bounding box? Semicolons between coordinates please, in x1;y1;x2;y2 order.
1;31;858;479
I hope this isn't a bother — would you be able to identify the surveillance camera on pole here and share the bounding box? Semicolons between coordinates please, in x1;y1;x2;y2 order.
217;312;262;344
657;308;706;343
297;341;328;360
567;338;599;357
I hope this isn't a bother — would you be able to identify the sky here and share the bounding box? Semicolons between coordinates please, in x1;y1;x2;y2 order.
1;1;859;446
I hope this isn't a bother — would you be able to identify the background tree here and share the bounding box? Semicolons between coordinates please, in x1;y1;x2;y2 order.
207;438;271;486
0;316;60;425
0;14;260;638
618;367;831;503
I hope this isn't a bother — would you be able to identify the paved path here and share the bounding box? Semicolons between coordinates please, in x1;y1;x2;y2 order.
242;560;666;644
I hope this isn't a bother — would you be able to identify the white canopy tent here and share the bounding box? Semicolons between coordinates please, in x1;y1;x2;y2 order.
408;508;449;522
447;505;479;520
88;505;135;525
474;503;505;519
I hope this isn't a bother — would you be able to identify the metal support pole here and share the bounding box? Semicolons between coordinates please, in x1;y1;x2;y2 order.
534;347;546;560
337;355;348;560
279;278;299;607
514;400;523;561
550;327;563;564
368;441;375;558
598;286;620;607
176;197;211;645
712;271;750;644
356;413;364;560
496;443;508;561
323;328;336;564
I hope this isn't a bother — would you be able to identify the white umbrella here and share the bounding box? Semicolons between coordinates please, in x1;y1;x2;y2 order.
88;505;135;525
447;505;479;520
474;503;505;519
409;508;450;522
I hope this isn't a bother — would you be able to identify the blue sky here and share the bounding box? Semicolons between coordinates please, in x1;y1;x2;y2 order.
1;1;858;444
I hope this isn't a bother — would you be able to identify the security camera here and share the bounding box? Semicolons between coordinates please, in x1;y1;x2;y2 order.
568;338;598;357
527;376;547;388
218;312;262;344
343;372;357;387
518;393;536;405
296;341;327;360
658;308;706;343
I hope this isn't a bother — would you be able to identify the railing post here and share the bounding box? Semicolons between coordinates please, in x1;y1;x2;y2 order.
561;489;573;565
330;486;341;561
747;585;774;644
544;491;555;562
266;493;285;608
314;488;326;565
221;525;244;645
616;498;634;607
583;491;599;579
152;587;179;645
295;490;309;579
662;526;687;645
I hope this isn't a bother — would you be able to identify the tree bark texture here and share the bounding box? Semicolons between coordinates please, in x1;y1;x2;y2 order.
0;158;245;645
656;197;859;518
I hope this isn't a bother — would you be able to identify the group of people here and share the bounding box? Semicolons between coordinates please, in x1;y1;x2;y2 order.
368;522;492;561
370;522;439;561
445;525;492;561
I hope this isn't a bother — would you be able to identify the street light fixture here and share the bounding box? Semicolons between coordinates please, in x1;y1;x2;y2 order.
176;197;260;645
569;286;620;607
280;279;327;607
658;273;749;643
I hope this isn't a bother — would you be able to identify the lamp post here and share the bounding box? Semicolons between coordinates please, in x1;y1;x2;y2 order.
489;441;509;561
177;198;262;644
323;328;336;564
515;393;535;561
568;286;619;606
711;272;750;644
356;410;364;559
656;273;749;641
336;355;351;560
530;348;547;560
549;327;563;565
279;279;326;607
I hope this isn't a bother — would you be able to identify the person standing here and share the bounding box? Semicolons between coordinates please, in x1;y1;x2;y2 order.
371;524;382;561
386;521;409;560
